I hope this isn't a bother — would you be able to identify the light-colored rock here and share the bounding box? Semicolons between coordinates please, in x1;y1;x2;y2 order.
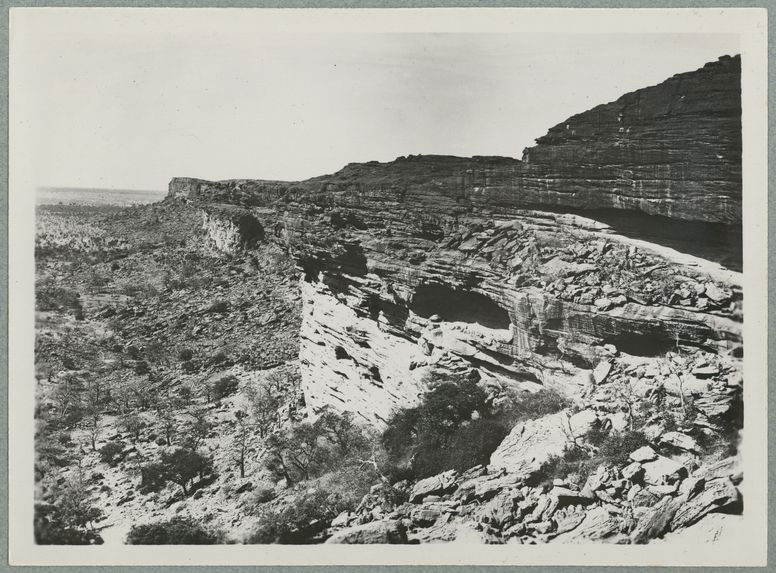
325;519;407;544
642;456;688;485
593;360;613;384
694;456;742;483
631;495;680;544
692;365;720;378
409;470;458;503
330;511;352;528
621;462;645;481
670;478;740;531
659;431;701;454
678;476;706;501
704;283;731;303
629;445;658;463
489;410;598;477
550;506;620;543
656;513;744;545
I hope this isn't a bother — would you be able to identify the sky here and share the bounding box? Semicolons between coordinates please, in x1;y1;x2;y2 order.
11;10;740;191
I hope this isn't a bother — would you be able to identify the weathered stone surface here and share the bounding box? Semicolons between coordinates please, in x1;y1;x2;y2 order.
670;478;739;531
489;410;598;476
656;513;744;545
409;470;458;503
694;456;742;483
659;431;701;454
170;57;741;225
166;58;742;427
642;456;688;486
551;506;621;543
631;496;681;544
325;519;408;544
630;446;658;463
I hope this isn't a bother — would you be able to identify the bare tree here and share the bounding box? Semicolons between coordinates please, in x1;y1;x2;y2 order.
232;409;250;478
245;380;279;438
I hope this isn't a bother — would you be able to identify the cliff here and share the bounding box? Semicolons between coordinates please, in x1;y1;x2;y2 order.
517;55;741;223
168;56;741;225
166;55;742;426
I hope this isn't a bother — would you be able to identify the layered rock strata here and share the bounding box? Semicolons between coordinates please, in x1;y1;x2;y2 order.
166;55;743;426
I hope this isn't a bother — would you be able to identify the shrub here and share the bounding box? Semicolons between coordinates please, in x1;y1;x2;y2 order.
134;360;150;375
595;429;649;466
34;503;103;545
213;375;239;400
243;482;278;513
181;360;197;374
140;449;214;495
382;374;511;480
247;487;356;544
98;442;125;466
119;413;145;442
381;378;572;481
126;517;223;544
532;428;649;487
178;348;194;362
139;462;168;494
207;300;230;314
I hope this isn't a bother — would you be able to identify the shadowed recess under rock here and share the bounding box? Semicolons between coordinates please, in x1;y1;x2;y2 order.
411;285;511;330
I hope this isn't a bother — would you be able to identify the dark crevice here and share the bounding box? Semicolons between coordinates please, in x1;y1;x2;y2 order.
411;284;510;330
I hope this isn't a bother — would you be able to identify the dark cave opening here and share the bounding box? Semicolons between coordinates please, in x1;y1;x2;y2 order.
606;333;678;357
411;284;511;330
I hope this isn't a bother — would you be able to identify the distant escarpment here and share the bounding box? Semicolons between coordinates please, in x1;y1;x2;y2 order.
166;55;742;426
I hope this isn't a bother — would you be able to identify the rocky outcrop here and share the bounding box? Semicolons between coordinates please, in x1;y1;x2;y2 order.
166;56;742;426
201;205;264;253
518;55;741;224
322;440;744;545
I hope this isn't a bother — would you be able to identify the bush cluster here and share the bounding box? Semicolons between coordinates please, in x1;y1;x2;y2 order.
140;448;214;495
213;375;239;400
381;374;570;481
532;428;649;487
98;442;125;466
126;517;223;544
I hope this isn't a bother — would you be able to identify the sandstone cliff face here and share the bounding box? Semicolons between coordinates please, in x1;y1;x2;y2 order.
517;55;741;223
166;55;742;426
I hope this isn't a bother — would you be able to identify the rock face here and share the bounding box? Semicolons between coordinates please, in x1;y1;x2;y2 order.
518;55;741;224
201;205;264;253
166;55;742;426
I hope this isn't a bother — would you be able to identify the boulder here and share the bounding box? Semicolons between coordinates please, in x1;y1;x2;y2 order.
410;507;443;527
658;431;701;454
409;469;458;503
670;478;740;531
551;506;621;543
694;456;742;483
642;456;688;485
621;462;645;481
593;361;613;384
325;519;407;544
629;445;658;463
631;496;681;544
489;410;598;477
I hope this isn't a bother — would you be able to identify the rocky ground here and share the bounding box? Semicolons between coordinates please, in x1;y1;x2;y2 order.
34;55;745;547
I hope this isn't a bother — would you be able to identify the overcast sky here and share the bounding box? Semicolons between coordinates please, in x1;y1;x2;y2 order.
11;10;739;191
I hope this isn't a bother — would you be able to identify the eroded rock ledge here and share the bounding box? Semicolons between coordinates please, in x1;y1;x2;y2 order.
165;55;742;426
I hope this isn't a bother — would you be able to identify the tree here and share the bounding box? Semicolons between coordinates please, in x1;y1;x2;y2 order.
56;468;103;531
157;448;213;495
156;404;178;446
181;408;212;451
264;417;339;485
81;406;100;452
119;412;145;443
245;380;279;438
233;410;251;478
